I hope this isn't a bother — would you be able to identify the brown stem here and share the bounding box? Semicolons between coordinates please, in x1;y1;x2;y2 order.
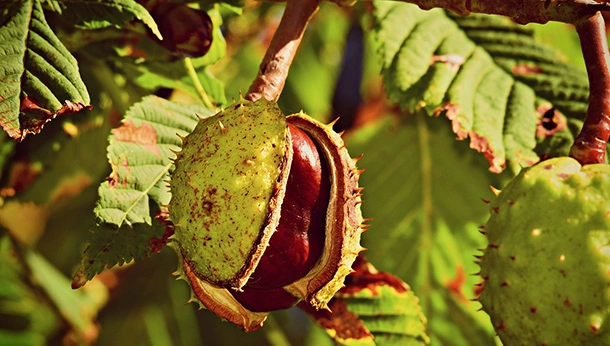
569;12;610;164
245;0;320;102
400;0;609;24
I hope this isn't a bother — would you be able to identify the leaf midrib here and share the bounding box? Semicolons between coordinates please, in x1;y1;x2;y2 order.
113;162;172;227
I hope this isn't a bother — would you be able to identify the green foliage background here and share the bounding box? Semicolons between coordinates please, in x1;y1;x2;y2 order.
0;0;595;345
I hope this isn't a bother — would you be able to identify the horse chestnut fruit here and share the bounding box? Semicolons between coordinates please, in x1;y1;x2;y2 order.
169;99;365;331
478;157;610;345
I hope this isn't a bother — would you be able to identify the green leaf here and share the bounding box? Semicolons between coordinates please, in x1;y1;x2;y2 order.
450;12;588;119
372;1;588;172
25;250;108;342
95;96;210;227
0;232;60;345
126;59;227;107
198;6;227;67
304;258;429;346
345;115;501;346
52;0;162;39
0;0;91;140
73;96;213;287
0;230;107;344
72;203;169;288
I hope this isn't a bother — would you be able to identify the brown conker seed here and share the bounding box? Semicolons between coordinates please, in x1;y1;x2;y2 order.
244;124;330;290
149;2;213;58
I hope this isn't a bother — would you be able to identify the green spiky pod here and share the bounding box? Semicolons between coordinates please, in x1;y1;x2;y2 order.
478;157;610;345
169;99;365;331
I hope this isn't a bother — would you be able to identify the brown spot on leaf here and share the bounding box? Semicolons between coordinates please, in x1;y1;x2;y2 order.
469;132;505;173
512;64;543;75
112;120;161;156
72;267;88;289
473;280;484;297
536;104;566;138
20;96;52;116
431;54;465;72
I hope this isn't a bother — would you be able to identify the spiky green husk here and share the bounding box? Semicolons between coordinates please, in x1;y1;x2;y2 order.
170;99;291;289
479;157;610;345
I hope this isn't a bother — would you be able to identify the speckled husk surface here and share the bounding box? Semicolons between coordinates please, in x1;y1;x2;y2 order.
479;157;610;345
170;99;291;290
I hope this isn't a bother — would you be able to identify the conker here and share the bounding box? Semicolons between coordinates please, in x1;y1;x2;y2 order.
245;124;330;290
169;99;365;331
147;2;213;58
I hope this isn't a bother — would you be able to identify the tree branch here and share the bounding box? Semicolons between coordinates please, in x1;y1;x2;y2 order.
569;12;610;164
400;0;610;24
245;0;320;102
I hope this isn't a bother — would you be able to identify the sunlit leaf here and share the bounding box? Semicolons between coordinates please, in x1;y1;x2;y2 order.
372;1;589;172
95;96;209;227
73;96;213;287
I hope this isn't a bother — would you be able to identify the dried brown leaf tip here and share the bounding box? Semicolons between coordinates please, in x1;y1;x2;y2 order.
16;97;92;141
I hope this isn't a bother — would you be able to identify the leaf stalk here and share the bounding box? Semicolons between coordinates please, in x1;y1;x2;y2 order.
184;58;216;110
245;0;320;102
569;12;610;164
